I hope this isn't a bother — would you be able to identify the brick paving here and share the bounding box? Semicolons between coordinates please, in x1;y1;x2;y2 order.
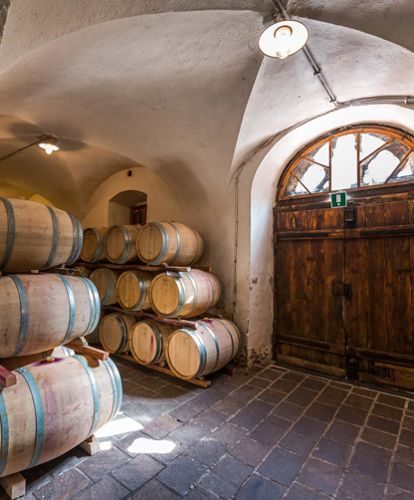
12;361;414;499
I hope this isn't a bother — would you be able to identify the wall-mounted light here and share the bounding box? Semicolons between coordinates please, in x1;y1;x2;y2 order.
259;20;308;59
38;136;59;155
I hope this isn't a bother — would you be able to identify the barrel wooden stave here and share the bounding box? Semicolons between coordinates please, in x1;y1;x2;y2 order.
81;227;107;263
89;268;119;306
0;198;83;272
130;320;173;365
0;274;100;358
136;222;205;266
99;313;135;353
116;270;152;311
0;354;121;477
166;319;240;379
150;269;221;318
104;225;140;264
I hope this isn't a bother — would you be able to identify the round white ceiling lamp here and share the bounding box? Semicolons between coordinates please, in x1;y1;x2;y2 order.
38;135;59;155
259;20;308;59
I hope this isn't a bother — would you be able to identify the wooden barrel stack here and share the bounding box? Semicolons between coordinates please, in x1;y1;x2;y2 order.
80;220;241;380
0;197;122;480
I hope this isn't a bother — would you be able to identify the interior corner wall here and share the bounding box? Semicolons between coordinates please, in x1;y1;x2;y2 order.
81;166;183;227
237;104;414;367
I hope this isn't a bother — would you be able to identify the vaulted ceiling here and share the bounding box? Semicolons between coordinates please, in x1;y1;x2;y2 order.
0;0;412;214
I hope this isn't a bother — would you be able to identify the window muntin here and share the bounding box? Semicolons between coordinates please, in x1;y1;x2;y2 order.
280;126;414;198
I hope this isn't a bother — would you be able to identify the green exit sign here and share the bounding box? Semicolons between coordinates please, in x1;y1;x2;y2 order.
331;192;347;208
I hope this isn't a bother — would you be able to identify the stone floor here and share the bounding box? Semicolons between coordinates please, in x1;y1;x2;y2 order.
12;360;414;499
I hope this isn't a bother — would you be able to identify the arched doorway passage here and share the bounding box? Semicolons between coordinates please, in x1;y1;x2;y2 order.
108;189;147;226
274;124;414;390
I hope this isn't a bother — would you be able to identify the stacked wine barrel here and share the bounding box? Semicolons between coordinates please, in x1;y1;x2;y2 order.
0;197;122;478
80;221;241;380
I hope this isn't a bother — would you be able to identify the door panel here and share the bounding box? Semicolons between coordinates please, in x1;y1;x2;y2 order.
275;207;346;376
275;192;414;389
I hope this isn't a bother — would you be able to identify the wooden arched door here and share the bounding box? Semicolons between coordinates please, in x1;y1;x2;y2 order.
274;125;414;389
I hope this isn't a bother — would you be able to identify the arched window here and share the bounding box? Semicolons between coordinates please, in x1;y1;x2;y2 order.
278;125;414;199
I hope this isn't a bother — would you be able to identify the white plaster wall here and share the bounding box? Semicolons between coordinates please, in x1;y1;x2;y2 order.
82;166;183;227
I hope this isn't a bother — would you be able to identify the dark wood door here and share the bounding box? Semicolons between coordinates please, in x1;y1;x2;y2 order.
275;190;414;389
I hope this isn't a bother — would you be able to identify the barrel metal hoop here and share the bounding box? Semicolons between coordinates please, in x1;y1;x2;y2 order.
118;226;132;264
117;316;129;353
151;322;163;363
9;276;29;357
74;356;100;435
0;393;9;476
173;277;186;317
150;222;169;266
203;324;220;372
169;222;182;264
17;368;45;468
55;275;76;343
186;272;199;308
92;228;102;262
102;357;118;419
108;357;123;416
0;198;15;270
101;269;114;306
136;273;146;309
67;214;83;265
81;278;100;335
44;207;59;268
191;228;199;263
219;320;236;359
186;329;207;377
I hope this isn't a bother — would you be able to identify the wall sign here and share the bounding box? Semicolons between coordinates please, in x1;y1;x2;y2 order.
331;192;347;208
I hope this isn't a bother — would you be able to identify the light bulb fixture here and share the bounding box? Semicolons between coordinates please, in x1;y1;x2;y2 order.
259;20;308;59
38;135;59;155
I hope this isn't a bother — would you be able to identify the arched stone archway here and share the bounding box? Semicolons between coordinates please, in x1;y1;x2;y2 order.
234;104;414;366
108;189;147;226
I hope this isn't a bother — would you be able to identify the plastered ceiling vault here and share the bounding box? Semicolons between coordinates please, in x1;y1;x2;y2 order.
0;0;412;213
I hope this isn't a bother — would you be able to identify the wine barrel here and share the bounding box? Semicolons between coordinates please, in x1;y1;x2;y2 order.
0;354;122;477
136;222;205;266
130;321;173;365
99;313;135;353
0;274;100;358
104;225;140;264
149;270;221;318
89;268;119;306
80;227;107;263
116;270;152;311
166;319;240;379
0;197;83;272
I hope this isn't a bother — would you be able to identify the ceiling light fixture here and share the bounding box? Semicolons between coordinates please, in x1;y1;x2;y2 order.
259;20;308;59
38;135;59;155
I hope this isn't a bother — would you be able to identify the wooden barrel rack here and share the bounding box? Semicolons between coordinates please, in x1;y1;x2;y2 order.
103;305;234;388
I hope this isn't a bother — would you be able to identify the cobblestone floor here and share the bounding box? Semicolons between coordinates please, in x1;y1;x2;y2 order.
12;361;414;499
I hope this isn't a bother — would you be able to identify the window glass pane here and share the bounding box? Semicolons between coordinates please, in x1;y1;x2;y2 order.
300;163;328;193
309;142;329;166
361;141;409;185
284;174;307;196
389;152;414;183
331;134;358;190
360;133;387;160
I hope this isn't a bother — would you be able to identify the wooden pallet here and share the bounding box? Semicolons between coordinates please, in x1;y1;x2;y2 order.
0;435;100;499
114;352;212;388
54;262;212;274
